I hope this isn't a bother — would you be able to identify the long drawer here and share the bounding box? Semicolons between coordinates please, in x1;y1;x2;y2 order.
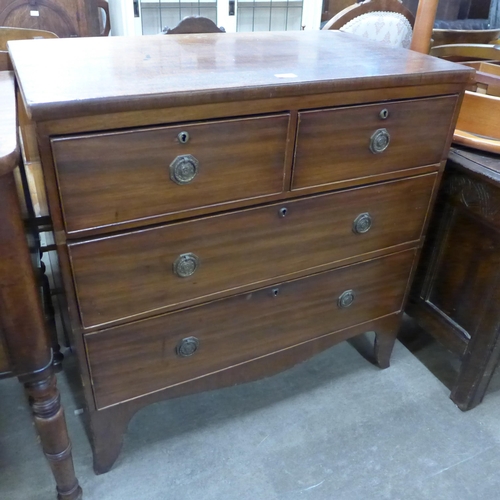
51;114;289;233
69;174;436;328
85;249;416;409
292;96;457;190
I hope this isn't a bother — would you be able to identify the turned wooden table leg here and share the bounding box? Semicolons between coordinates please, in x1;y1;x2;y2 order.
0;148;82;498
22;370;82;500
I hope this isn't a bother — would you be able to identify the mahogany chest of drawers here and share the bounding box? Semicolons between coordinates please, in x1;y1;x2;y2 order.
8;31;472;473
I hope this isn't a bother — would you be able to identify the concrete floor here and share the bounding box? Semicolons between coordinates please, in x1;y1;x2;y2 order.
1;336;500;500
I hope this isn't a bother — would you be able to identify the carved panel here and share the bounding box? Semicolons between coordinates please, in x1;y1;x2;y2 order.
444;173;500;226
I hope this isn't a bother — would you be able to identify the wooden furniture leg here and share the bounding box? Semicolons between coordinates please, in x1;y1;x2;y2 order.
90;404;133;475
450;276;500;410
374;330;398;369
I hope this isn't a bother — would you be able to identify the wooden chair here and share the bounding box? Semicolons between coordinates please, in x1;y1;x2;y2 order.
321;0;357;24
322;0;415;48
0;26;57;48
163;16;225;34
322;0;440;54
0;26;57;70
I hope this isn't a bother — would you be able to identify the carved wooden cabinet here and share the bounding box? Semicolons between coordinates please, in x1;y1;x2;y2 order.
408;147;500;411
8;31;471;473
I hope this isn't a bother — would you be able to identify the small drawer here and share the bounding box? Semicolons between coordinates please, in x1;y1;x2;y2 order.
292;96;457;190
69;173;436;328
51;114;289;233
85;249;416;409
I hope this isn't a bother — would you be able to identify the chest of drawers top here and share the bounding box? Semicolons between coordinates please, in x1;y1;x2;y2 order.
9;30;471;122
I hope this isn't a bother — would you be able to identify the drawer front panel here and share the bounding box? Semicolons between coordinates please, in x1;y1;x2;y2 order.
52;114;289;233
86;249;416;409
70;174;436;328
292;96;457;190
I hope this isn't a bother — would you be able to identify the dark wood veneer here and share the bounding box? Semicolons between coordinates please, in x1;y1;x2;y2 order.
408;147;500;410
87;249;416;409
52;114;289;233
8;32;471;473
69;174;436;329
8;31;472;122
293;96;457;190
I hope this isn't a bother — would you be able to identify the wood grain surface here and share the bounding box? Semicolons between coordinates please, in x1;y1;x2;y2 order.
8;27;470;473
86;249;416;409
408;150;500;410
0;0;101;38
7;31;473;121
293;96;457;190
69;173;436;328
52;114;289;232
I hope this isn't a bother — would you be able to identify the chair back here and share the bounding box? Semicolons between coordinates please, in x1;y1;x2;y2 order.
163;16;225;34
0;26;58;71
322;0;414;49
0;26;57;50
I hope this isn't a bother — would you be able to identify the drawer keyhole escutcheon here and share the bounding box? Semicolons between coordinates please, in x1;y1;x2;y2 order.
173;253;199;278
279;207;288;217
370;128;390;154
338;290;355;309
379;109;389;120
170;154;199;185
178;131;190;144
176;336;200;357
352;213;372;234
272;288;280;297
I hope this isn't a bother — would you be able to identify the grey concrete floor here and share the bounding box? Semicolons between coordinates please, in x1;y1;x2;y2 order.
1;337;500;500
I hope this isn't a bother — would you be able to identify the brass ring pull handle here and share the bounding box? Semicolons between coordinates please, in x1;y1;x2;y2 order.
352;213;372;234
173;253;199;278
370;128;390;154
176;336;200;357
338;290;355;309
170;154;199;185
